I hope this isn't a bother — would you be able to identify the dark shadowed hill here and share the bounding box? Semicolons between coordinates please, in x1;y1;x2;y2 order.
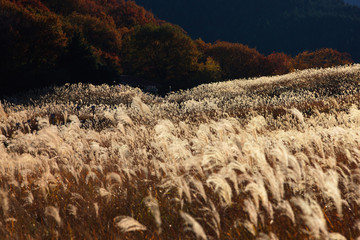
134;0;360;61
344;0;360;7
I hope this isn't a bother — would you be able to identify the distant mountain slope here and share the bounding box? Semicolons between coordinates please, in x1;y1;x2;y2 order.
134;0;360;61
344;0;360;7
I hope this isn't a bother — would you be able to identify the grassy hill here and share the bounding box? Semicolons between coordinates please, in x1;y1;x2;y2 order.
1;65;360;239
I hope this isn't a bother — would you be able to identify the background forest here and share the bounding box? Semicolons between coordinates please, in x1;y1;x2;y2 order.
0;0;356;96
135;0;360;62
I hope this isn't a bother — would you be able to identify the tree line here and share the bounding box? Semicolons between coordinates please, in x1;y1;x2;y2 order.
0;0;354;96
135;0;360;62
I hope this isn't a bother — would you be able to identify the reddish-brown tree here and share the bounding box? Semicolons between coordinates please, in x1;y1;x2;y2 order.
0;0;67;68
11;0;50;12
109;0;158;29
265;52;294;76
122;24;201;89
67;13;122;54
206;41;266;79
293;48;353;70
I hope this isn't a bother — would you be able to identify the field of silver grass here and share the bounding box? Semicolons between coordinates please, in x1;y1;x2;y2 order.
1;65;360;239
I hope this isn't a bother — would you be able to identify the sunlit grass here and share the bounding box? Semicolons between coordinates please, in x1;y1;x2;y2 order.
0;65;360;239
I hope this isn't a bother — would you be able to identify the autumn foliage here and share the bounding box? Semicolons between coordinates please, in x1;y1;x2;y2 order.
108;0;159;29
122;24;200;89
0;0;158;95
0;0;67;92
0;0;355;96
121;24;221;90
293;48;353;70
265;52;294;76
205;41;266;79
12;0;50;11
204;42;352;80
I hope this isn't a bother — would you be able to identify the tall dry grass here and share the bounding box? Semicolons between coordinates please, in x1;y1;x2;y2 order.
0;65;360;239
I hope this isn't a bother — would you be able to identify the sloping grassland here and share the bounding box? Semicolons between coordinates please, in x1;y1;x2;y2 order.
0;65;360;239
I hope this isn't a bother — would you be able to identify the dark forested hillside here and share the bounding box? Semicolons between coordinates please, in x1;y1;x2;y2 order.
134;0;360;61
0;0;355;97
344;0;360;7
0;0;159;95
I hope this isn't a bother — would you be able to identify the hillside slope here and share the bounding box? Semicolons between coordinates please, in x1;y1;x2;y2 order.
344;0;360;7
1;65;360;239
